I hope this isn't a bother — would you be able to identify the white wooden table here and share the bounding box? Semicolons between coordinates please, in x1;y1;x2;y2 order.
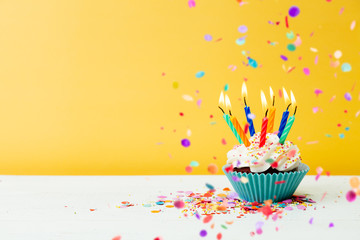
0;175;359;240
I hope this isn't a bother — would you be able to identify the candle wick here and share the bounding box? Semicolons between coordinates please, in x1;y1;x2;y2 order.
286;103;291;110
265;109;269;117
244;97;247;106
272;96;275;106
229;109;232;116
218;106;225;114
293;106;297;116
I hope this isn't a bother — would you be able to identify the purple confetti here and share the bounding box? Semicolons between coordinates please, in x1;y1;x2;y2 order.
309;217;314;224
329;222;334;228
204;34;212;41
280;55;288;61
344;92;352;101
289;6;300;18
238;25;248;33
200;230;207;237
181;138;191;147
197;99;202;107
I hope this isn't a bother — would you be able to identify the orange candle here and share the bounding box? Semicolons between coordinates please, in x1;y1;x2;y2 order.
230;116;251;147
267;87;276;133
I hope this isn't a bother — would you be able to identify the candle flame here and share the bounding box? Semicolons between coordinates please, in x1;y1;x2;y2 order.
242;82;248;98
283;87;290;104
260;90;267;111
290;90;296;106
270;87;274;99
225;94;232;110
218;91;225;106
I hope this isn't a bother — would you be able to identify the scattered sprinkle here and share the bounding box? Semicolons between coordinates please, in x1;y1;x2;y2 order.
196;71;205;78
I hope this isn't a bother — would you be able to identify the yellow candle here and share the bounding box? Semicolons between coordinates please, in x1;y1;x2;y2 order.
267;87;276;133
230;116;250;147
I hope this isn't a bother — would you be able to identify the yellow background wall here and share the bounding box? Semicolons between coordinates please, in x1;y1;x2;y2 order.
0;0;359;175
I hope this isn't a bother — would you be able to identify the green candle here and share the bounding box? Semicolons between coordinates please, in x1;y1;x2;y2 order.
279;115;295;144
223;114;243;144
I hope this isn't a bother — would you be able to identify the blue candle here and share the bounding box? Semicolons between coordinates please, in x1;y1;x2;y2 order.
277;109;289;138
244;105;255;136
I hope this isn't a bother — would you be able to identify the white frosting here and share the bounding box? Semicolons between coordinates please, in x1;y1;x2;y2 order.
226;132;301;173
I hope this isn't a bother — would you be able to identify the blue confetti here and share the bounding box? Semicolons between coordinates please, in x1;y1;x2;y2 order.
155;201;164;205
248;57;258;68
190;161;199;167
236;37;246;45
195;71;205;78
224;84;229;91
341;63;351;72
325;134;332;137
345;127;350;131
205;183;214;190
339;133;345;139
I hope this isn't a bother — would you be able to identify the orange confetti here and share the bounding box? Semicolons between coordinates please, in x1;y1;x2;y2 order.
225;220;234;225
89;209;96;211
151;210;161;213
350;177;360;189
165;205;174;208
203;215;213;223
208;164;218;174
222;187;231;191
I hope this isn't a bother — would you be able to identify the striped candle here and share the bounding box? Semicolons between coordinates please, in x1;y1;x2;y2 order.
223;114;243;144
279;115;295;144
267;106;276;133
259;117;268;147
230;116;250;147
277;109;289;138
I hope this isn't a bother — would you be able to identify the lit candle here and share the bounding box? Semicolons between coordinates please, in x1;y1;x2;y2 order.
279;91;297;144
277;88;291;138
267;87;276;133
259;91;268;148
242;82;255;136
218;92;243;144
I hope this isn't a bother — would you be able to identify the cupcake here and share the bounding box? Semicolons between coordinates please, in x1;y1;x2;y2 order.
223;132;309;203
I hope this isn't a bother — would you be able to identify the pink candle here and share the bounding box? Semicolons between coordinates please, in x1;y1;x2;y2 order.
259;115;268;147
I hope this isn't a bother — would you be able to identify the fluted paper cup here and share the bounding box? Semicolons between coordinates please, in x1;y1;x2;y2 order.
223;163;309;203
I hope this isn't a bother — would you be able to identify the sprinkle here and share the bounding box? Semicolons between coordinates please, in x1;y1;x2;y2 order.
344;92;352;101
346;190;356;202
208;164;218;174
315;55;319;64
206;183;214;190
303;68;310;75
190;161;199;167
275;180;286;185
280;55;288;61
341;63;351;72
329;222;334;228
181;138;191;147
203;215;213;223
151;210;161;213
238;25;248;33
350;20;356;31
204;34;212;41
240;176;249;183
174;200;185;209
248;57;258;68
199;230;207;237
320;192;327;201
195;71;205;78
188;0;196;8
289;6;300;17
306;141;319;144
185;166;193;173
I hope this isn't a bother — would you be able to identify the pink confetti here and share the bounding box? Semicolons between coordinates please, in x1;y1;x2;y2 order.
188;0;196;8
312;107;319;113
356;110;360;118
303;68;310;75
221;138;227;145
350;20;356;31
314;88;323;96
112;236;121;240
197;99;202;107
185;166;193;173
275;180;286;185
346;190;356;202
320;192;327;201
339;7;344;15
284;206;293;211
174;200;185;209
329;222;334;228
297;205;306;210
314;55;318;64
329;95;336;102
307;141;319;144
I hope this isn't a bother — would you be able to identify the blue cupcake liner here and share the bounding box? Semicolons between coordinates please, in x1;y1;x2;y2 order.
223;163;309;203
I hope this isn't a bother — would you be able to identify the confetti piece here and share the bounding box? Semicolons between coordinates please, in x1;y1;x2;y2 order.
344;92;352;101
181;138;191;147
284;206;293;211
221;138;227;145
190;161;199;167
196;99;202;107
286;31;294;39
287;149;297;158
196;71;205;78
186;129;192;136
208;164;218;174
346;190;356;202
314;88;323;96
350;20;356;31
309;217;314;225
182;95;193;101
285;16;289;28
173;81;179;89
289;6;300;17
217;233;222;240
306;141;319;144
339;7;344;15
275;180;286;185
89;209;96;211
314;55;319;64
112;236;121;240
312;107;319;113
350;177;360;188
232;175;240;182
280;55;288;61
204;34;212;41
356;111;360;117
174;200;185;209
303;68;310;75
151;210;161;213
200;230;207;237
287;44;296;51
188;0;196;8
206;183;214;190
236;37;246;45
339;133;344;139
325;134;332;137
248;57;258;68
240;176;249;183
154;237;164;240
320;192;327;201
278;89;283;98
203;215;213;223
329;222;334;228
224;84;229;91
310;47;318;52
341;63;351;72
334;50;342;59
185;166;193;173
238;25;248;33
329;95;336;102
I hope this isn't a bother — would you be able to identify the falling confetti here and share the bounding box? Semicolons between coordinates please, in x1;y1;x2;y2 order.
309;217;314;225
350;20;356;31
341;63;351;72
196;71;205;78
344;92;352;101
181;138;191;147
188;0;196;8
204;34;212;41
350;177;360;188
280;55;288;61
236;37;246;45
224;84;229;91
173;81;179;89
174;200;185;209
208;164;218;174
339;133;345;139
334;50;342;59
182;95;193;101
314;89;323;97
199;230;207;237
238;25;248;33
303;68;310;75
112;236;121;240
288;6;300;17
287;44;296;51
203;215;213;223
248;57;258;68
185;166;193;173
329;222;334;228
346;190;356;202
190;161;199;167
221;138;227;145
